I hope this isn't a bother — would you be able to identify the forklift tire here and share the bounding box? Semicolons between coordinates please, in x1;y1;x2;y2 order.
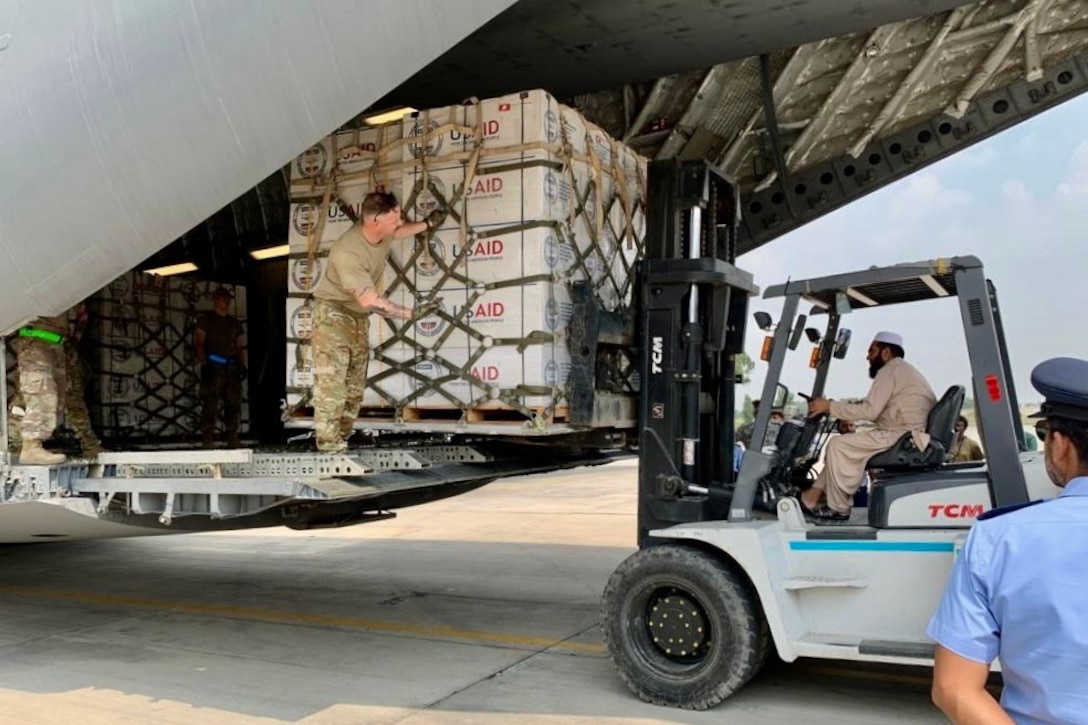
600;544;770;710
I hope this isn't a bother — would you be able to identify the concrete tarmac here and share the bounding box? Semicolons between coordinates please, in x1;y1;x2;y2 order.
0;459;947;724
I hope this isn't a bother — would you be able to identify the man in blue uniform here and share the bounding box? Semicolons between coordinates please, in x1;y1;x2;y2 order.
927;357;1088;724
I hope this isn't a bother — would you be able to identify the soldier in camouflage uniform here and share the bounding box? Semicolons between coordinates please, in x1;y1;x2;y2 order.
63;303;104;456
8;304;104;461
10;315;69;464
311;191;439;453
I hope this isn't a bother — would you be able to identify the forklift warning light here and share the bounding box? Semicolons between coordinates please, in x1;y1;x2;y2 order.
985;374;1002;402
809;347;820;369
760;336;773;361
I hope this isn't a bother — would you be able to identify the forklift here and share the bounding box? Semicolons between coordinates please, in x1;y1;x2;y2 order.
601;159;1056;710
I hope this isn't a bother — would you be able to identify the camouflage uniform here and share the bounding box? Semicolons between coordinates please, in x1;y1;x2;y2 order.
311;300;369;452
63;341;103;455
11;336;62;444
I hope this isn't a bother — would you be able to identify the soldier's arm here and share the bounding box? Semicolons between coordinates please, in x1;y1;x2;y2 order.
352;287;412;320
392;220;428;239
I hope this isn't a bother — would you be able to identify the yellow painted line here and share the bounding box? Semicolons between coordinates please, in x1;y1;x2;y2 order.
0;585;605;655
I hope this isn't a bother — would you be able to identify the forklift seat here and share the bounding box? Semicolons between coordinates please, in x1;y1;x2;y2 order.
865;385;966;472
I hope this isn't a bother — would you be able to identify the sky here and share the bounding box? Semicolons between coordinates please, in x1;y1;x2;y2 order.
735;92;1088;410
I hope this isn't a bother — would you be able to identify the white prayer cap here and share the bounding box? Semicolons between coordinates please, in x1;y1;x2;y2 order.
873;331;903;348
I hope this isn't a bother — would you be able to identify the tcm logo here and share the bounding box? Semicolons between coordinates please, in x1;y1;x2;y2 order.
453;239;504;260
928;504;985;519
650;337;664;374
471;365;500;382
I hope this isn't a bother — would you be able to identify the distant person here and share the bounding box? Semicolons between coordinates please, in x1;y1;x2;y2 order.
736;399;784;452
194;287;245;448
928;356;1088;724
803;332;937;521
948;416;984;463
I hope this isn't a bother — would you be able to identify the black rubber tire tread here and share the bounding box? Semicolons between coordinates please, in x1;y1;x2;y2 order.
600;544;771;710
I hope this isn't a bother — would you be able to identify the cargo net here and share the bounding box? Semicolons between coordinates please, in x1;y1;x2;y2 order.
88;273;249;443
285;90;646;432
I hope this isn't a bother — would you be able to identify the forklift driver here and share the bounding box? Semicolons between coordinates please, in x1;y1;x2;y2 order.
801;331;937;520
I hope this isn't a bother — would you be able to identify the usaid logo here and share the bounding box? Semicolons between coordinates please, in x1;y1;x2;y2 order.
415;237;446;278
292;203;319;238
545;109;560;144
545;296;561;331
544;234;560;269
111;340;131;363
336;144;376;175
108;375;129;396
290;302;314;339
544;359;560;387
414;299;448;338
181;281;203;306
408;118;442;158
109;276;131;299
410;360;443;397
288;361;314;388
110;408;132;430
544;171;560;204
295;143;329;178
291;257;324;292
585;252;605;281
414;177;447;218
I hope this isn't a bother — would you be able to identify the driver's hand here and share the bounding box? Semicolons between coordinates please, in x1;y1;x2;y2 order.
808;397;831;417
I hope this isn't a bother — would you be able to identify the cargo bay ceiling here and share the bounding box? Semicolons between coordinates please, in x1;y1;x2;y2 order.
162;0;1088;275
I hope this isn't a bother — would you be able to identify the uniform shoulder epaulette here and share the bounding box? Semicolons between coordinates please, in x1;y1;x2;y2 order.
977;499;1046;521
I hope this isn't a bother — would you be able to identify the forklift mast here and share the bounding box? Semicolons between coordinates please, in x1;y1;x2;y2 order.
636;160;759;545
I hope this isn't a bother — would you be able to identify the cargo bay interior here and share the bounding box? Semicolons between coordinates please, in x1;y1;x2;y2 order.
16;0;1088;451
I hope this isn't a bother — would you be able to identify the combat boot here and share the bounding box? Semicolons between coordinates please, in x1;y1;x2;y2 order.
201;431;215;449
19;440;66;465
227;433;242;449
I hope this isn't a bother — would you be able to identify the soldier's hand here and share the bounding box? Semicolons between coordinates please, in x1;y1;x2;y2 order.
411;297;443;320
424;208;447;231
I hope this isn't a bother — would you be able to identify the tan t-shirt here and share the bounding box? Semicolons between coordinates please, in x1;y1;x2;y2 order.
313;225;393;316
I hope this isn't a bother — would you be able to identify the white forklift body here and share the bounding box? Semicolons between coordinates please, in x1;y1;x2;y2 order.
601;160;1051;710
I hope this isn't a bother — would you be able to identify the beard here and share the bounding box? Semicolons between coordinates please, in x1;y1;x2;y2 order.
1045;452;1067;487
868;357;886;380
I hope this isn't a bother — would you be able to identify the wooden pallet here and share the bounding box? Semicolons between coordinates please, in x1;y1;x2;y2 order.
355;404;569;426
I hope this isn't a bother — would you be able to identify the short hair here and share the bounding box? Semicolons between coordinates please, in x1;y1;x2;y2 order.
876;342;905;359
1047;416;1088;467
957;415;968;427
361;191;399;219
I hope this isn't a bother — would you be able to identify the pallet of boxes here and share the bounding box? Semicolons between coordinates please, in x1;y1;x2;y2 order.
285;89;646;434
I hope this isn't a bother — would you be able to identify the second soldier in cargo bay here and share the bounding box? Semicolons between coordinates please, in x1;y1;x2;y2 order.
311;191;440;453
194;287;246;448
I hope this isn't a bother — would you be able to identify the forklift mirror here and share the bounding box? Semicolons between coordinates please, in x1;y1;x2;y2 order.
788;314;807;350
773;383;790;410
833;328;852;359
753;311;774;331
804;328;822;344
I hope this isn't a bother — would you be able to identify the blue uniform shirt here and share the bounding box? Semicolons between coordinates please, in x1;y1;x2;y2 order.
927;476;1088;724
